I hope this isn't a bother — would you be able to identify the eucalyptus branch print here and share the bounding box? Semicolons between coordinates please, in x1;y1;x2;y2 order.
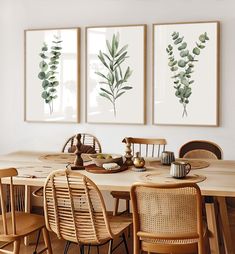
166;32;209;117
38;35;62;114
95;33;133;117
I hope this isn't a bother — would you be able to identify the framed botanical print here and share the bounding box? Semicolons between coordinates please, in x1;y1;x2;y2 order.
86;25;146;124
25;28;80;123
153;21;219;126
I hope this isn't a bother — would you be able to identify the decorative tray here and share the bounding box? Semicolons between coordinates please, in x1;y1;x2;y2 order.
85;164;128;174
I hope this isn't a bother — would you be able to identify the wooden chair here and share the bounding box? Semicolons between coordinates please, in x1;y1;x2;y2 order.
62;133;102;154
123;137;167;158
179;140;222;159
111;137;167;216
131;182;207;254
179;140;227;253
0;168;52;254
44;169;132;254
33;133;102;198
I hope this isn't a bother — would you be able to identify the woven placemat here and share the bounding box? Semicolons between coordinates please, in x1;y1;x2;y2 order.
148;159;210;170
140;172;206;184
16;165;55;178
39;153;91;164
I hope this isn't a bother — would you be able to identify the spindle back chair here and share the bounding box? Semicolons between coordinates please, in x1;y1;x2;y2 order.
123;137;167;158
62;133;102;154
0;168;52;254
111;137;167;216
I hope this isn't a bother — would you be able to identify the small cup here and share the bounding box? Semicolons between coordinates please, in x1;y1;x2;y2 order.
170;161;191;179
161;151;175;165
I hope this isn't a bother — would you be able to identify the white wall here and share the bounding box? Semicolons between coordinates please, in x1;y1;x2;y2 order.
0;0;235;159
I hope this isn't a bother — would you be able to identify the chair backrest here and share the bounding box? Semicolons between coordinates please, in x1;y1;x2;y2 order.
62;133;102;154
179;140;222;159
123;137;167;157
131;182;203;253
0;168;18;236
44;169;113;244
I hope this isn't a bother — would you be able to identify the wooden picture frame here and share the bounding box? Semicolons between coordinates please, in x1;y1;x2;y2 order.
25;28;80;123
86;25;146;124
153;21;219;126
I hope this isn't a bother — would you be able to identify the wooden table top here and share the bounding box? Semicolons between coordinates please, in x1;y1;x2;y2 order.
0;151;235;197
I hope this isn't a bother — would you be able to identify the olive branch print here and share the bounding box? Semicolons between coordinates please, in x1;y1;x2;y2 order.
166;32;209;117
38;35;62;114
95;33;133;117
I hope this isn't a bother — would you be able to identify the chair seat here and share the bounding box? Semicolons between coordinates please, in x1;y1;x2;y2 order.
140;222;207;245
110;191;130;200
0;212;45;241
32;187;43;197
109;215;132;236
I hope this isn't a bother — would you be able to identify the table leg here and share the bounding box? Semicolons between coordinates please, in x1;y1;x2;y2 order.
24;185;31;246
217;197;234;254
205;199;220;254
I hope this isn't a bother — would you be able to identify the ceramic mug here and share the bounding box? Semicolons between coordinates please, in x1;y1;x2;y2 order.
161;151;175;165
170;161;191;178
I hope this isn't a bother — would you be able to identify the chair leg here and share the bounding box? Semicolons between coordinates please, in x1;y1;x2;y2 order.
88;244;91;254
96;245;99;254
205;201;220;253
33;229;41;254
80;245;84;254
126;200;130;213
108;239;113;254
122;233;129;254
13;239;21;254
42;227;52;254
64;241;71;254
113;198;119;216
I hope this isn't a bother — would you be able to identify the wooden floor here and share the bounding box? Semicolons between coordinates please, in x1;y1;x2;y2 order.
3;208;235;254
3;231;133;254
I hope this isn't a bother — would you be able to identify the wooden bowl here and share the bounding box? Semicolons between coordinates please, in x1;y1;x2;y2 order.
89;154;123;167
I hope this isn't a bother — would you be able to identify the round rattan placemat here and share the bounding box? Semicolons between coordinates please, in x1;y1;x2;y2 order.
177;159;210;169
147;159;210;170
16;165;54;178
39;153;91;164
140;172;206;184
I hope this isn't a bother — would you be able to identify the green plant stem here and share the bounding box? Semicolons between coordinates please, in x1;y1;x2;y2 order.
112;100;116;117
49;102;53;115
182;103;188;117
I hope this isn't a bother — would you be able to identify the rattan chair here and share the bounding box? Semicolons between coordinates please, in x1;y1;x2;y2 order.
62;133;102;154
111;137;167;216
179;140;222;159
0;168;52;254
131;182;207;254
44;169;132;254
179;141;227;253
33;133;102;199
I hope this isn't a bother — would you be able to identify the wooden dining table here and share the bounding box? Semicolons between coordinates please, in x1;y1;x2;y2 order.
0;151;235;254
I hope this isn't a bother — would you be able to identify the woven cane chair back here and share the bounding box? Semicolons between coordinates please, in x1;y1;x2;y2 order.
131;183;204;254
123;137;167;157
62;133;102;154
179;140;222;160
44;169;113;244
